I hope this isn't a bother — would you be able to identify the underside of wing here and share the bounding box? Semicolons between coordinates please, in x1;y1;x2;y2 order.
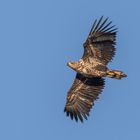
83;16;117;64
64;73;105;122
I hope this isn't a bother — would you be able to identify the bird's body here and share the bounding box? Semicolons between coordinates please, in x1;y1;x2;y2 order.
67;58;107;78
64;16;127;122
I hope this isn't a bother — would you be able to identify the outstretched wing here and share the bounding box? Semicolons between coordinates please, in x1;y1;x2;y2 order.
83;16;117;64
64;73;105;122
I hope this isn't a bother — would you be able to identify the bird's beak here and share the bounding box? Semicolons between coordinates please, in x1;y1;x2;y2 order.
67;61;77;72
67;62;72;67
67;62;76;70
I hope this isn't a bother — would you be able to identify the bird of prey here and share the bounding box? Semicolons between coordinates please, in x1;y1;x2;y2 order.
64;16;127;122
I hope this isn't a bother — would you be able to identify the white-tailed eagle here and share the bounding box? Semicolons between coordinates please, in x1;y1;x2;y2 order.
64;16;127;122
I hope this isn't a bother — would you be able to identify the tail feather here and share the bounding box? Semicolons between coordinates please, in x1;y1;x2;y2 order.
106;70;127;79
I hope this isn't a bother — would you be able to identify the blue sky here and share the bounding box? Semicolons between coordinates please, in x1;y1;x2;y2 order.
0;0;140;140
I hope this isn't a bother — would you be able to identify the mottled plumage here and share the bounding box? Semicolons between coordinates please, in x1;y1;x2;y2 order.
64;16;127;122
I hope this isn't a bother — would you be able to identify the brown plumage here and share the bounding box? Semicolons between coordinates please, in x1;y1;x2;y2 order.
64;16;127;122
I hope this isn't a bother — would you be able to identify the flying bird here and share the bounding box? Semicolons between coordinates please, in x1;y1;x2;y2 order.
64;16;127;122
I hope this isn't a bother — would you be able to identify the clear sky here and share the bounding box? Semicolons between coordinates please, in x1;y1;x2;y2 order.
0;0;140;140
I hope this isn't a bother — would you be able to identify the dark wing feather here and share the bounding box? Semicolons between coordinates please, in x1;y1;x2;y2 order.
64;73;105;122
83;16;117;64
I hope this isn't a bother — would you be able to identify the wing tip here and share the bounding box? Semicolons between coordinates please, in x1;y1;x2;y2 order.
90;16;117;34
64;107;89;123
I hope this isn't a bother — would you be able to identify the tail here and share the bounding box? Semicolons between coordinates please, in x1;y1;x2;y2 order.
106;70;127;79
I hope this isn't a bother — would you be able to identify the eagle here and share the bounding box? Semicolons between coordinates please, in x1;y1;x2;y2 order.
64;16;127;122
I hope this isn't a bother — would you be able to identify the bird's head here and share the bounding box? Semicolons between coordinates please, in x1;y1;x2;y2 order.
67;61;78;71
